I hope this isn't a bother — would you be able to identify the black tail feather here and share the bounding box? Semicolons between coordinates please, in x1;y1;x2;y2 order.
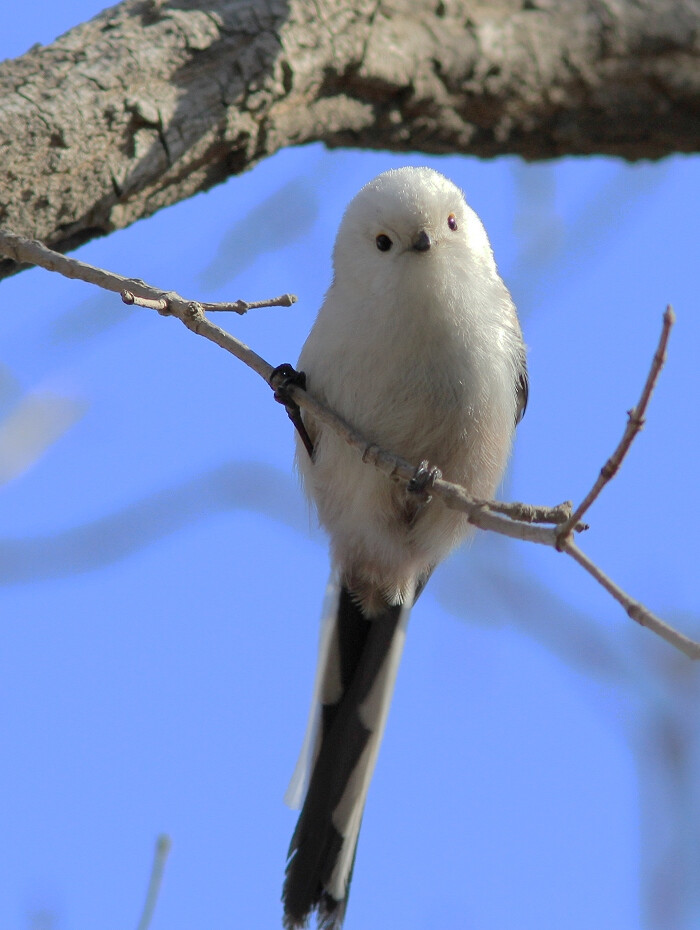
283;587;403;929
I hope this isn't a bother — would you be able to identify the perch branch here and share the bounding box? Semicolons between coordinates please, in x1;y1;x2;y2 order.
0;231;696;660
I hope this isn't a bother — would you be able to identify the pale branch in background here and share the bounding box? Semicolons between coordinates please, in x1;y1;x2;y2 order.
0;230;696;660
135;834;172;930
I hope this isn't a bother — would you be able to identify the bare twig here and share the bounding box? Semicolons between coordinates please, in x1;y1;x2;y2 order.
122;292;170;312
0;232;696;659
0;232;296;320
556;306;675;545
201;294;297;313
488;499;584;527
136;834;172;930
562;541;700;660
122;289;297;315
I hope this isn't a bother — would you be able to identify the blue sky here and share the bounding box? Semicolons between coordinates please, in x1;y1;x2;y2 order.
1;6;699;930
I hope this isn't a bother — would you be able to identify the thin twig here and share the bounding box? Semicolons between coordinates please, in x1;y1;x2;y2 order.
556;306;675;545
0;230;574;531
136;834;172;930
0;232;696;659
200;294;297;313
122;292;169;312
0;231;296;319
122;289;297;315
465;499;586;529
562;540;700;660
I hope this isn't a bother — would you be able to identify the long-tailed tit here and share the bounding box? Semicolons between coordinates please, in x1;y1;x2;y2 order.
282;166;528;929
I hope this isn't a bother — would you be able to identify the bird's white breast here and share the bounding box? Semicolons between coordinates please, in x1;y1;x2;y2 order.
297;255;520;600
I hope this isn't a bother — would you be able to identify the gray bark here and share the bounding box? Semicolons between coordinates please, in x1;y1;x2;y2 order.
1;0;699;277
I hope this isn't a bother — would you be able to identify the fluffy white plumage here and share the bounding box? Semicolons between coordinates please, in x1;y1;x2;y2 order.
282;167;527;930
298;167;524;608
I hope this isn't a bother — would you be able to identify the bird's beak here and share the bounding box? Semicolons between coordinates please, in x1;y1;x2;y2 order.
411;229;432;252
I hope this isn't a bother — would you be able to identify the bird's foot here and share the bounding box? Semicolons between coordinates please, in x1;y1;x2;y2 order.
269;363;314;458
407;460;442;503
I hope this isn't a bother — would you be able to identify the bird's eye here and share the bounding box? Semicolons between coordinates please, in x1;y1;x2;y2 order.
375;234;393;252
447;214;458;231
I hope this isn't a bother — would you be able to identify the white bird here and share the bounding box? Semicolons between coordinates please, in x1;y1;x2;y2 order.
281;166;527;929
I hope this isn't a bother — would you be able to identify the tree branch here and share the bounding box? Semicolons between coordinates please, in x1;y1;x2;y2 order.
1;230;696;660
1;0;699;278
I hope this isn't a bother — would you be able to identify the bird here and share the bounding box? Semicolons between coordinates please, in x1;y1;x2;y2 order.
280;166;528;929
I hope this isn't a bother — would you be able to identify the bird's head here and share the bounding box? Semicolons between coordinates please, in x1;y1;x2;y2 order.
332;166;497;293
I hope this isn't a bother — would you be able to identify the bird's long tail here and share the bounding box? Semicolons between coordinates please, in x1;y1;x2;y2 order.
282;575;411;929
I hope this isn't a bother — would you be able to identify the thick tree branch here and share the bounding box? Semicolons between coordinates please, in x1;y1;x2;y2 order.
1;230;697;660
1;0;699;278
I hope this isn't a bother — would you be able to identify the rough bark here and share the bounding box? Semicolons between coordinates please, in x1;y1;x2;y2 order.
1;0;699;278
